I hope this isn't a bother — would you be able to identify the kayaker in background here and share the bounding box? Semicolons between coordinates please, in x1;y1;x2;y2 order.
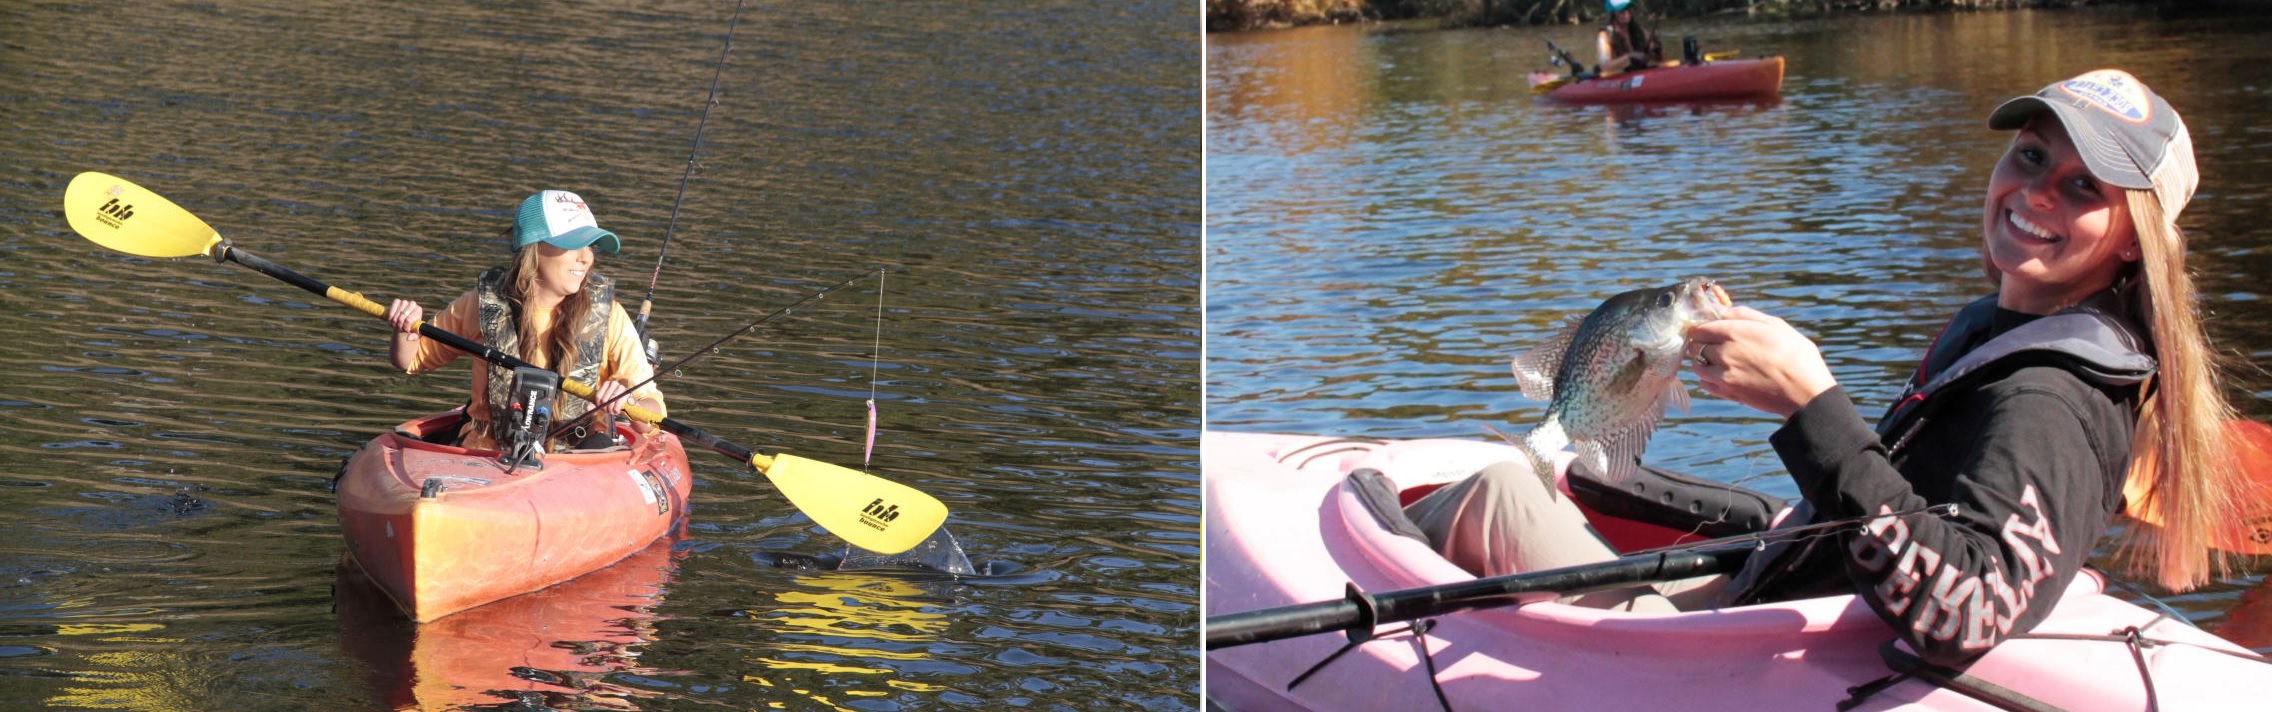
1596;0;1663;76
384;190;667;452
1412;69;2246;666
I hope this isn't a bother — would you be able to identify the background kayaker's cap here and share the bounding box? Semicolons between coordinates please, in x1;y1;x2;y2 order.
512;190;621;254
1988;69;2196;225
1606;0;1632;12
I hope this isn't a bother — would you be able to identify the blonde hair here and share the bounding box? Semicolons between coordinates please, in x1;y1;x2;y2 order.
501;242;593;403
2114;190;2241;592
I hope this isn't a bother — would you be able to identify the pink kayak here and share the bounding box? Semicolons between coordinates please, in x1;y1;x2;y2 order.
1204;431;2272;711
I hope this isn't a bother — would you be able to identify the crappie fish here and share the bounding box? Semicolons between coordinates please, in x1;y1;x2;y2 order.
1503;277;1733;490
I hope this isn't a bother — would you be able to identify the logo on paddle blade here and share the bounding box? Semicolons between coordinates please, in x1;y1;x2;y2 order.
860;498;900;531
95;197;135;229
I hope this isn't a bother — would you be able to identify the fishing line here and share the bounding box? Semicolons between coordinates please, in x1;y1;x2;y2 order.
548;267;886;442
635;0;748;359
1631;502;1960;559
863;269;886;471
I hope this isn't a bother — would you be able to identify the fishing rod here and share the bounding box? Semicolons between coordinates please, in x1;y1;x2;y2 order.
1205;502;1960;649
548;267;887;442
634;0;748;362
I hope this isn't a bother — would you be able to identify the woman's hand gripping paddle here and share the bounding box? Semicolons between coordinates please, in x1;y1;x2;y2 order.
61;171;948;554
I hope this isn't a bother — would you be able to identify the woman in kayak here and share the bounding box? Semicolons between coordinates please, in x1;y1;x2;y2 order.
1596;0;1662;76
384;190;667;452
1416;69;2245;665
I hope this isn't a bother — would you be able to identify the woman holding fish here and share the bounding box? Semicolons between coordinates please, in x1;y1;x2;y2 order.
1410;69;2246;665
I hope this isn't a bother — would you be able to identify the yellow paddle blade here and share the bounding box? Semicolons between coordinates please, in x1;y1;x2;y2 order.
63;172;224;258
1531;77;1577;95
758;453;948;554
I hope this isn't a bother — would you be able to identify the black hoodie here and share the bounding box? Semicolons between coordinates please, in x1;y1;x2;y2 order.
1729;292;2150;665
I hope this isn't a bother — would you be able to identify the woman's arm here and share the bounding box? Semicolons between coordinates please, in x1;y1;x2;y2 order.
1772;375;2119;665
1691;306;2118;663
387;293;475;374
600;302;667;424
386;299;425;372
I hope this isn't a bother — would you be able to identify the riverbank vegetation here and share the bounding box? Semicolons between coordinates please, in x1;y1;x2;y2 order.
1208;0;2132;33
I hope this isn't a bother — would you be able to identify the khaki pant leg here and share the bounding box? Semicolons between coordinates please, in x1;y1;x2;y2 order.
1403;460;1686;613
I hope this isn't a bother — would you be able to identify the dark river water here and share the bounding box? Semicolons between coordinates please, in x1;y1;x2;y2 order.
1208;8;2272;652
0;1;1197;709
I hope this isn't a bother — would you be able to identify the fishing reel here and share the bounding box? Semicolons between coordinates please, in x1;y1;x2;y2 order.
499;365;560;473
1544;40;1589;78
641;329;663;368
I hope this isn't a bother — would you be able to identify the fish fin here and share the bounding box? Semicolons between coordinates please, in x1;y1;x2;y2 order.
1523;418;1567;459
1594;430;1645;489
1603;346;1650;398
1512;316;1584;402
1574;438;1611;485
1482;423;1520;448
1664;376;1691;416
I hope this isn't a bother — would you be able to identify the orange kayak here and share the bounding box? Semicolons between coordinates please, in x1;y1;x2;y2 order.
335;537;680;708
335;411;693;622
1529;56;1784;104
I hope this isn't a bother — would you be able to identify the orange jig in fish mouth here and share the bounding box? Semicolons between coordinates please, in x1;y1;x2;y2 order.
1705;281;1732;307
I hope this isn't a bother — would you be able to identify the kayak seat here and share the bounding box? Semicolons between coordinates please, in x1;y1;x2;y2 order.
1348;469;1431;543
1395;482;1448;508
1566;458;1783;539
558;418;645;454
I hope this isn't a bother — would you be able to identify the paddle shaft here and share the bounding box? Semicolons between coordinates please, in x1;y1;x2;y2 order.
217;244;776;469
1204;547;1743;649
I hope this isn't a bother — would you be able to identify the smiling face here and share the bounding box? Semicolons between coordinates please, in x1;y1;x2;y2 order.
1981;115;2140;314
531;242;594;299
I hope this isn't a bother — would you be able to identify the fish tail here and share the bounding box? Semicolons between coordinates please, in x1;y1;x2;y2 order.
1522;421;1567;497
1483;423;1562;498
1518;442;1559;497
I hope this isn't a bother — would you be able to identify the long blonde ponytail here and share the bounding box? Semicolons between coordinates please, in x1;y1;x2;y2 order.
2116;190;2242;592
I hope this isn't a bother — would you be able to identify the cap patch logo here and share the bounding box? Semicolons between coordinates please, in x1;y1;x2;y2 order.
2058;70;2150;124
539;190;598;235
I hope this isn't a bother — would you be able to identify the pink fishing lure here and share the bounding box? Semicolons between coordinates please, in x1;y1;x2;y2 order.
864;398;878;467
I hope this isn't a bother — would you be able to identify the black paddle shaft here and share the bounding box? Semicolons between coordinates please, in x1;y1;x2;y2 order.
219;245;755;463
1204;547;1745;649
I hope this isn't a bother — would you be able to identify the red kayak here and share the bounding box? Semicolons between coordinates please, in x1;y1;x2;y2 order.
1530;56;1784;104
334;411;693;621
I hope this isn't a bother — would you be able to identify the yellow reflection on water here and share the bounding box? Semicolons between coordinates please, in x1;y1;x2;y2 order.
54;623;166;637
738;573;956;709
43;650;202;711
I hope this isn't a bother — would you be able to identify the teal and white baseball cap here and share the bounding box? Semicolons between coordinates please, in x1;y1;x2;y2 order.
512;190;620;254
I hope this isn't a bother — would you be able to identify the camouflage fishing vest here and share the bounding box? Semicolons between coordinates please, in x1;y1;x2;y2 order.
473;266;614;451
